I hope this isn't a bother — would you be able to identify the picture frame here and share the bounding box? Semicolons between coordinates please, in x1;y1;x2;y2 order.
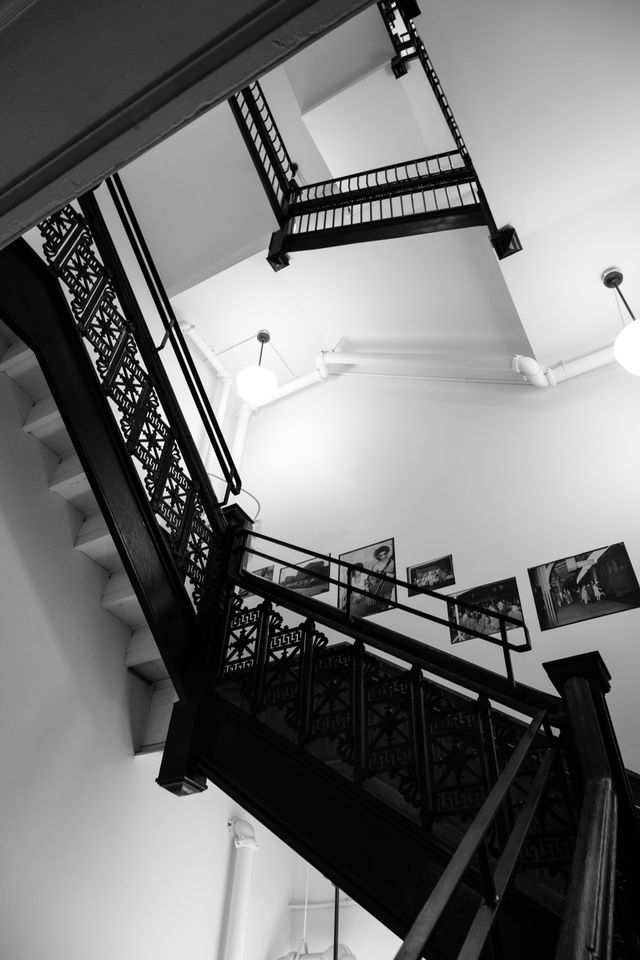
279;556;331;597
338;538;397;619
447;576;523;644
528;542;640;631
237;564;274;599
406;554;455;596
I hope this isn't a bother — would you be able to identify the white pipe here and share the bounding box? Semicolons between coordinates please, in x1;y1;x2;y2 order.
180;322;231;380
224;819;259;960
512;354;553;388
322;351;512;370
513;346;616;388
214;376;233;427
550;345;615;382
253;355;329;408
231;403;253;467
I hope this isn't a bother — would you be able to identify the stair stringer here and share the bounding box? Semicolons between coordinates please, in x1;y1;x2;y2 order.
0;240;203;700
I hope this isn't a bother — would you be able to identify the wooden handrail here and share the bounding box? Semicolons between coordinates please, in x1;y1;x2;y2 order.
544;655;622;959
394;711;553;960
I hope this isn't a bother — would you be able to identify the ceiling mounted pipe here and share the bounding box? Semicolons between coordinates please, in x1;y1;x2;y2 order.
513;346;616;388
512;355;554;388
321;350;512;370
180;322;231;381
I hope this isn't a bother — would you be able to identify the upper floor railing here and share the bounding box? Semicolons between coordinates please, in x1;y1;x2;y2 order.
377;0;468;158
229;81;297;223
285;152;480;246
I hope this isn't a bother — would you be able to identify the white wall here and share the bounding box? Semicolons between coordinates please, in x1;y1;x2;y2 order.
286;859;400;960
239;363;640;769
0;372;293;960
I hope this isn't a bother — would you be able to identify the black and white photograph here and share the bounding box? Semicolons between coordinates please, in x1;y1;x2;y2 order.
528;543;640;631
237;564;274;599
279;557;331;597
338;538;397;619
447;577;524;644
407;554;455;596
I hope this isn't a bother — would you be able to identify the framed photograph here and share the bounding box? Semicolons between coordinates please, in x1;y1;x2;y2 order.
338;538;396;619
528;542;640;631
279;557;331;597
407;554;455;596
447;577;523;644
237;564;274;599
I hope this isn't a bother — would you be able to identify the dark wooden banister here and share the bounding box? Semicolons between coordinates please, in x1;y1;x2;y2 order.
544;653;637;959
393;711;556;960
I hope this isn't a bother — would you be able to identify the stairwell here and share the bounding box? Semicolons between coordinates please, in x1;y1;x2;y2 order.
1;196;639;959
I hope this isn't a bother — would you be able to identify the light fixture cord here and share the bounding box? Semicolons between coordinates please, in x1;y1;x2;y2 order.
302;863;310;943
217;333;258;356
615;286;637;323
258;340;265;366
206;473;261;521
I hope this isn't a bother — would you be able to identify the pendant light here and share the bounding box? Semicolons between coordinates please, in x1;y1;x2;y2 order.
236;330;278;404
603;268;640;375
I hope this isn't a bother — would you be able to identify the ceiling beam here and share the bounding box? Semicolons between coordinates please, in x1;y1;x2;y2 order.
0;0;375;250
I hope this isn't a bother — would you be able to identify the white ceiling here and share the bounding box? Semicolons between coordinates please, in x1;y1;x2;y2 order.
121;0;640;387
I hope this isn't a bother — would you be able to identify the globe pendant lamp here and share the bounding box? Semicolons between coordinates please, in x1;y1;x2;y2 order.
236;330;278;404
603;268;640;375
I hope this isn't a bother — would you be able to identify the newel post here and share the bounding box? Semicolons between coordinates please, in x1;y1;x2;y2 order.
543;652;617;959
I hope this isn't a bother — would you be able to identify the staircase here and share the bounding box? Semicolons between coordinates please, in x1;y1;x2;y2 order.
1;194;639;960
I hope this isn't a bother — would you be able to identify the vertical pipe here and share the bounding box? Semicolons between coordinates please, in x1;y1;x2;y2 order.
333;885;340;960
231;403;253;469
224;818;259;960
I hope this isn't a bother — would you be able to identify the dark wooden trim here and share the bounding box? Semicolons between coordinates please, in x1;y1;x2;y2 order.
0;238;205;700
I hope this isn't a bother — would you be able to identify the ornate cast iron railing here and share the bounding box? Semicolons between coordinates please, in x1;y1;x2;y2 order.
104;173;240;504
37;199;232;611
240;530;530;686
230;7;521;268
216;590;575;922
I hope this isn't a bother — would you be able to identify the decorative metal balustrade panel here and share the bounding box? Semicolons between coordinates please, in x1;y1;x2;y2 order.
221;596;262;678
311;645;352;743
492;713;575;883
217;595;575;900
38;204;224;609
428;695;488;822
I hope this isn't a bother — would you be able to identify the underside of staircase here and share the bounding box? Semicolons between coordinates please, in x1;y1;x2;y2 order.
0;317;176;754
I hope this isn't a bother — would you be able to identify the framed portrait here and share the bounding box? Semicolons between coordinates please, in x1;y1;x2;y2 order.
338;538;396;619
528;542;640;631
237;564;274;599
279;557;331;597
407;554;455;596
447;576;523;644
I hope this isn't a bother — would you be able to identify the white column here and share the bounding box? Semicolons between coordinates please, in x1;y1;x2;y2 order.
223;818;259;960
